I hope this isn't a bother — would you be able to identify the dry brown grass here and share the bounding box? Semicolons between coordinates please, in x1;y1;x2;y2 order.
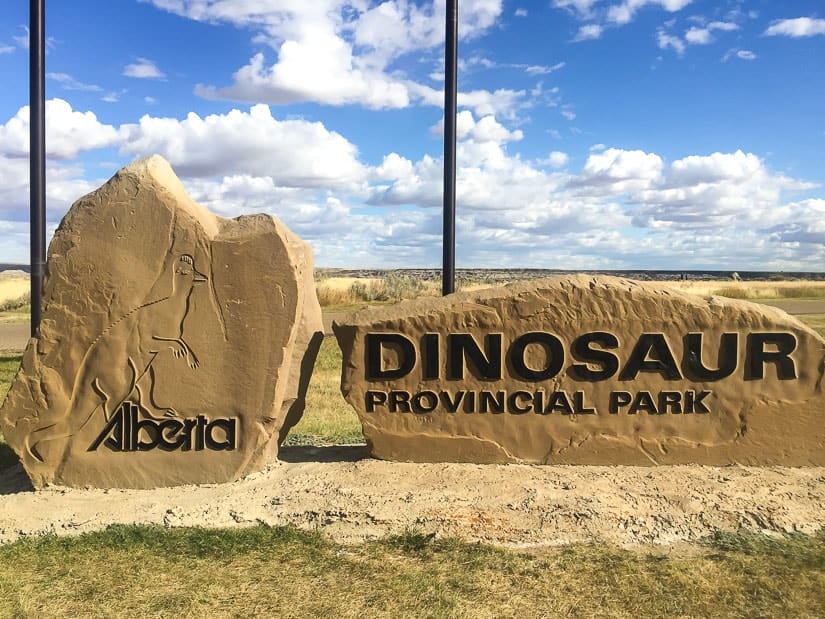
0;278;28;307
661;279;825;300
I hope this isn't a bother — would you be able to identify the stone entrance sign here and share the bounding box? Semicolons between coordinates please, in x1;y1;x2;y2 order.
334;276;825;465
0;155;323;488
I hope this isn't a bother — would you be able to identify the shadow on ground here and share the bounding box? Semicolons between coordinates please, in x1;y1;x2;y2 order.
0;463;33;495
278;444;370;463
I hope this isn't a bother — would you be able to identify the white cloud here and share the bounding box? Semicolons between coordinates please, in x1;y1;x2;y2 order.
515;8;528;17
0;99;121;159
684;21;738;45
657;29;686;55
149;0;509;113
144;96;157;104
572;147;664;193
607;0;693;25
561;109;576;121
47;73;102;92
196;50;411;109
544;151;570;168
765;17;825;38
632;150;816;229
123;58;165;79
736;50;757;60
574;24;604;40
120;104;367;189
0;45;14;54
553;0;600;16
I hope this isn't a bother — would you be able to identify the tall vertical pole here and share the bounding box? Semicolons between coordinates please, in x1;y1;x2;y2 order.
30;0;46;337
442;0;458;296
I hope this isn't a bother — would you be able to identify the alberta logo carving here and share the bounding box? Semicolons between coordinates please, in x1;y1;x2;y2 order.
89;402;237;453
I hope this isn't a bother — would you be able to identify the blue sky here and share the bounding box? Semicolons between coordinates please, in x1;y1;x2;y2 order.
0;0;824;269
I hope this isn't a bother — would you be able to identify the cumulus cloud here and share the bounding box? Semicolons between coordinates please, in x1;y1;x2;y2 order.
148;0;512;113
572;148;664;193
765;17;825;37
0;99;121;159
123;58;165;79
120;104;367;189
574;24;604;40
543;151;570;168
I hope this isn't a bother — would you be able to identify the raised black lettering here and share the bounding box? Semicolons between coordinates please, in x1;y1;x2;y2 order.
619;334;682;380
448;333;502;380
422;333;439;380
365;390;387;412
570;332;620;381
573;391;596;414
658;391;682;414
508;391;533;414
546;391;574;414
629;391;658;414
747;333;797;380
158;419;186;450
684;333;738;381
412;390;439;413
366;333;417;380
88;405;125;452
509;332;564;381
686;390;711;414
440;391;465;413
480;390;506;413
389;390;411;413
205;418;236;450
609;391;632;414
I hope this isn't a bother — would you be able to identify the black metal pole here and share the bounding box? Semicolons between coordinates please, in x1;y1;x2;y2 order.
30;0;46;337
442;0;457;296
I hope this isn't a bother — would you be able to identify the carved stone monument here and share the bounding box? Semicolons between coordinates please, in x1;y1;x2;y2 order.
0;155;323;488
334;276;825;465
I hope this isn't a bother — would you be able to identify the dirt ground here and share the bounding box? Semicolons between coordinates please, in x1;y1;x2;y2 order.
1;449;824;548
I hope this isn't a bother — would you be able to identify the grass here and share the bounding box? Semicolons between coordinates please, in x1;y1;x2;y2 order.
0;525;823;617
283;336;363;445
711;285;825;300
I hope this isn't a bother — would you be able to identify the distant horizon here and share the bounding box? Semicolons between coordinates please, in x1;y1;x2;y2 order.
1;1;824;269
4;263;825;279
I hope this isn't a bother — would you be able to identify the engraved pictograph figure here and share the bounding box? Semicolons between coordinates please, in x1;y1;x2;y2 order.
26;254;208;461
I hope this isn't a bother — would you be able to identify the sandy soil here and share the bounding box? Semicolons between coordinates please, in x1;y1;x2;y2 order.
1;448;823;549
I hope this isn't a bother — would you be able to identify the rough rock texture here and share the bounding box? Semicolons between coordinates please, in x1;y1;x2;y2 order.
0;155;323;488
334;276;825;465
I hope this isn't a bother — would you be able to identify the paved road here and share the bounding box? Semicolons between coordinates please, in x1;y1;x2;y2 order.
0;322;29;353
2;300;824;352
758;299;825;315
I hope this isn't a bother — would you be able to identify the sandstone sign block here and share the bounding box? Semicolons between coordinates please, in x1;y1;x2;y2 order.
334;276;825;465
0;155;323;488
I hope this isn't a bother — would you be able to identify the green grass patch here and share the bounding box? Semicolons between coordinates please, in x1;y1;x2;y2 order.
0;525;824;618
284;336;363;445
